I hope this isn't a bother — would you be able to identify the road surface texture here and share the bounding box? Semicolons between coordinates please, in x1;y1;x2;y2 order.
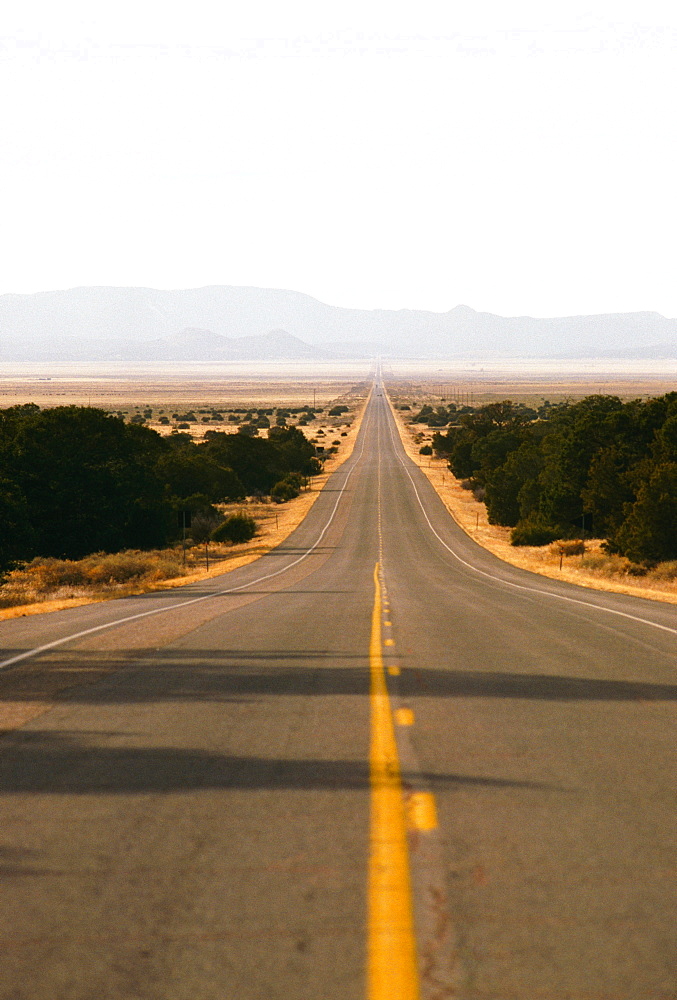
0;386;675;1000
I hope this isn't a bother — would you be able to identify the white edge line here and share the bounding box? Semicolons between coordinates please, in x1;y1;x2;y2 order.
381;387;677;642
0;410;372;673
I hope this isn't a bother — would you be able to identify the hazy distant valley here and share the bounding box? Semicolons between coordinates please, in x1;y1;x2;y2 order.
2;285;677;363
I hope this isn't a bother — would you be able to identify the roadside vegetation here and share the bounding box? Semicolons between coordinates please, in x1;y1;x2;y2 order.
0;548;200;608
394;391;677;601
424;393;677;565
0;399;360;611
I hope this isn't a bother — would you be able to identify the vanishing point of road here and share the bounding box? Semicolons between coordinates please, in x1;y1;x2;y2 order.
0;385;675;1000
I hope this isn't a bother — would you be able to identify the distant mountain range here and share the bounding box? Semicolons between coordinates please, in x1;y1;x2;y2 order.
1;285;676;362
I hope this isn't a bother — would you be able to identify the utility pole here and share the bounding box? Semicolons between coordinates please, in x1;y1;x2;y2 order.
179;510;191;566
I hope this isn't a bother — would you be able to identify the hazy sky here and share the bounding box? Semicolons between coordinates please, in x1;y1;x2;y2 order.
2;2;676;316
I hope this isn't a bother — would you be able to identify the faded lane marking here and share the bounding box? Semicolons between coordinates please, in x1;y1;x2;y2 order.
406;792;439;832
368;562;420;1000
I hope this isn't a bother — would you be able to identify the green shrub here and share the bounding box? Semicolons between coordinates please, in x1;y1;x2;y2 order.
511;516;561;547
211;513;257;544
419;445;432;455
271;474;302;502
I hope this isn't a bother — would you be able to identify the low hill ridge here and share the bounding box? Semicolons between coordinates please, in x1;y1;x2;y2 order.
0;285;675;360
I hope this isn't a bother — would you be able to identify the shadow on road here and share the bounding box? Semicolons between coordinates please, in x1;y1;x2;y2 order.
1;648;675;708
0;729;558;796
0;845;49;877
401;667;677;702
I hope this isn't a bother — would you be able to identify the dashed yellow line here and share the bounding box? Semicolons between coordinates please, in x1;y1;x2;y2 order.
406;792;439;832
368;563;420;1000
394;707;415;726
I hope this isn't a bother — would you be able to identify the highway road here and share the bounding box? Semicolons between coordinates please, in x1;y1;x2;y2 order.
0;385;675;1000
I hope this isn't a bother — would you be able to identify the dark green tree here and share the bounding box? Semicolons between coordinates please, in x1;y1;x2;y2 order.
484;439;543;526
8;407;171;558
611;462;677;563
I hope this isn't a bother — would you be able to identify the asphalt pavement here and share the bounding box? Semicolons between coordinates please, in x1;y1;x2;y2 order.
0;387;674;1000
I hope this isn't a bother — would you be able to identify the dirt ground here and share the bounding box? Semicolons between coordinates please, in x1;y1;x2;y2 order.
0;360;372;410
384;362;677;405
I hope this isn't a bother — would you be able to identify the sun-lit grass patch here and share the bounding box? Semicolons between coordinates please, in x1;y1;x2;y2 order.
0;549;197;608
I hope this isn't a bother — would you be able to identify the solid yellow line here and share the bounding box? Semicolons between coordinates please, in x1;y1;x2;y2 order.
368;563;420;1000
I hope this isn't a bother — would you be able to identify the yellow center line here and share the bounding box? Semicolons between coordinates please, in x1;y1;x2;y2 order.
368;562;420;1000
406;792;439;832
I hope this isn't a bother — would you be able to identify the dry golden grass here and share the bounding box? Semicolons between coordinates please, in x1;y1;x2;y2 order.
385;365;677;406
147;410;360;442
0;546;242;616
388;393;677;607
0;395;369;622
0;366;370;411
0;370;366;444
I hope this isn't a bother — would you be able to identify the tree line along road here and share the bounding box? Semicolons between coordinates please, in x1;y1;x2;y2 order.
0;383;674;1000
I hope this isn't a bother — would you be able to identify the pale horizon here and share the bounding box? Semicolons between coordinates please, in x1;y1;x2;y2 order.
2;2;676;318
